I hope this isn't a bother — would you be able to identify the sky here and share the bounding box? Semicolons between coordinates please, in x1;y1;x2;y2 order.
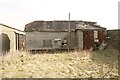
0;0;119;30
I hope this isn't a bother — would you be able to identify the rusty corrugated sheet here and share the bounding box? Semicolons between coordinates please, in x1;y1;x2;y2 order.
98;31;106;44
83;31;94;49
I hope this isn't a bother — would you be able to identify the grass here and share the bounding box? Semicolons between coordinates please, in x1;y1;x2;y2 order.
0;50;119;78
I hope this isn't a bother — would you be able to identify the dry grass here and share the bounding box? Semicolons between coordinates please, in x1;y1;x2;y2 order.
0;50;119;78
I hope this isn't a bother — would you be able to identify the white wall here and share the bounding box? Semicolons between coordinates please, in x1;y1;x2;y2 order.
0;29;2;53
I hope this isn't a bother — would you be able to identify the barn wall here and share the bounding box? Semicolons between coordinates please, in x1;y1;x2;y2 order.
26;30;106;50
26;31;76;50
70;32;77;49
76;30;83;50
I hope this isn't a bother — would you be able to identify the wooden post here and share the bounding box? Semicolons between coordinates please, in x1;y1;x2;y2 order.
68;13;71;52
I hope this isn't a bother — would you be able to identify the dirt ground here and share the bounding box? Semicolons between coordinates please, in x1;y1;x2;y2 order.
0;50;119;78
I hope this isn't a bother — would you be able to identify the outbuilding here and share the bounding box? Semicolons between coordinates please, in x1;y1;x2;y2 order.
25;20;106;51
0;24;26;54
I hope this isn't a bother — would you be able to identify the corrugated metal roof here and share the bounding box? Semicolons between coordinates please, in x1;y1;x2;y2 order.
24;20;106;32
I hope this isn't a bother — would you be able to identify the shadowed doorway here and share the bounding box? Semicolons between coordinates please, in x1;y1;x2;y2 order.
2;33;10;54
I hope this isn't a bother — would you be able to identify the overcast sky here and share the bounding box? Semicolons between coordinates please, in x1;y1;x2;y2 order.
0;0;119;30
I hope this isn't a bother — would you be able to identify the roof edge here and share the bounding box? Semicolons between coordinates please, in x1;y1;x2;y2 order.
0;24;24;32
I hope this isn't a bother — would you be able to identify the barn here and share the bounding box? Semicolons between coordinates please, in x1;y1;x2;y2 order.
0;24;26;54
25;20;106;51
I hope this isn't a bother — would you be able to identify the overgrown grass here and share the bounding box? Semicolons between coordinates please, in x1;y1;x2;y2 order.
0;50;119;78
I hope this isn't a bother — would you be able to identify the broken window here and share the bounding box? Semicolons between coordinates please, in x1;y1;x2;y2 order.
94;31;98;38
61;39;68;47
94;31;99;42
54;39;61;46
43;39;52;47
